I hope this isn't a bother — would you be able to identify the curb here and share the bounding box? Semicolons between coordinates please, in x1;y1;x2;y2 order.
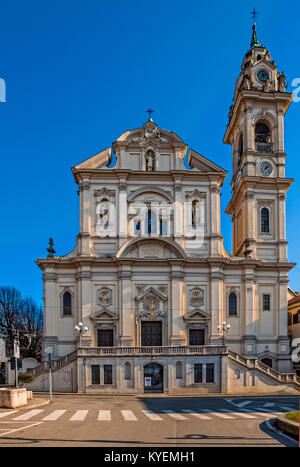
32;391;299;398
277;415;299;441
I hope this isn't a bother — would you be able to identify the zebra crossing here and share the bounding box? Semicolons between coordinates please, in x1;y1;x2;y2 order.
0;405;297;424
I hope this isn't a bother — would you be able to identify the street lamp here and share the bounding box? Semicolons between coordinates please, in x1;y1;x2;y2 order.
75;322;89;341
217;321;231;346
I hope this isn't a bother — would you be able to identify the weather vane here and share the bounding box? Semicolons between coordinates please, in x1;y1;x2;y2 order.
251;8;258;24
146;108;154;121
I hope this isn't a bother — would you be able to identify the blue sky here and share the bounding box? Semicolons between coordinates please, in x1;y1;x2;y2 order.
0;0;299;305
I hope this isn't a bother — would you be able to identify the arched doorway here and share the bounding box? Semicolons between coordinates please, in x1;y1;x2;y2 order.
144;363;163;393
261;358;273;368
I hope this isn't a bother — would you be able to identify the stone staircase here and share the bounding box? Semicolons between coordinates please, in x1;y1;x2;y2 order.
228;349;300;389
28;351;77;378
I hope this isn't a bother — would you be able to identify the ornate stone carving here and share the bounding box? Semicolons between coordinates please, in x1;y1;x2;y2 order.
97;287;112;307
189;287;204;308
135;286;168;321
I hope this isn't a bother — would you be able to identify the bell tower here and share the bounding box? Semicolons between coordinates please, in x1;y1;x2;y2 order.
224;22;294;262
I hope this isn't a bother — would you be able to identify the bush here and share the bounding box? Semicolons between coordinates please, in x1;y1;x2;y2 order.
18;373;34;386
285;412;299;423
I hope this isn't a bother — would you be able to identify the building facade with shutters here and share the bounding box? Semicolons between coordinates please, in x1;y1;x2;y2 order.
37;25;296;393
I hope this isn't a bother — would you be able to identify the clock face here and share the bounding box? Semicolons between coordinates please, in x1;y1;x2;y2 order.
260;161;273;176
257;69;269;82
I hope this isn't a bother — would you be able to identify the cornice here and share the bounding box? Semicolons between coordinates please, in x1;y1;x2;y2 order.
226;176;294;214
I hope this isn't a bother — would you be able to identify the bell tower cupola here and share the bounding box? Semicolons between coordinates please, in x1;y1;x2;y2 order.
224;21;294;262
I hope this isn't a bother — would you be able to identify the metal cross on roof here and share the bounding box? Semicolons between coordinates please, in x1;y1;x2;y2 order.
251;8;258;23
146;108;154;121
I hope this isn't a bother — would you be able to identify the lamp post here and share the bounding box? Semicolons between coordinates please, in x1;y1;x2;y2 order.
74;322;89;342
217;321;231;346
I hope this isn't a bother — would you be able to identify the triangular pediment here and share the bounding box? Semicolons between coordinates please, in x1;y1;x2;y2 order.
184;309;210;321
136;287;167;303
73;147;112;170
90;309;119;321
187;149;227;174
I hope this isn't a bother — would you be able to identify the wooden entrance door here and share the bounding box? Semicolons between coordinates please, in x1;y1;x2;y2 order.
97;329;114;347
141;322;162;347
189;329;205;346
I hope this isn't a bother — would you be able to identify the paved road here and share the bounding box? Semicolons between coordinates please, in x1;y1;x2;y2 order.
0;395;298;447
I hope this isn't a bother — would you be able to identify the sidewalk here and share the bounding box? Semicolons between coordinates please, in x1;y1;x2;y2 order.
0;397;50;412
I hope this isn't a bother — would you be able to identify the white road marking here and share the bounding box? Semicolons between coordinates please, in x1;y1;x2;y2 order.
181;409;212;420
121;410;138;421
240;409;280;417
0;410;18;419
254;408;283;414
70;410;89;421
162;410;188;420
225;399;253;408
13;410;45;421
0;422;44;437
98;410;111;421
42;410;67;421
200;409;234;419
142;410;163;421
222;409;257;419
280;407;297;412
262;403;275;408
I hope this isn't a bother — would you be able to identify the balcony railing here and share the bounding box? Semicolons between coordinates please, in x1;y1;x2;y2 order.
255;142;273;153
77;345;228;357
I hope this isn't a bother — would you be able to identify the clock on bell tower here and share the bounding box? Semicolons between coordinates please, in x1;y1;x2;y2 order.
224;22;294;263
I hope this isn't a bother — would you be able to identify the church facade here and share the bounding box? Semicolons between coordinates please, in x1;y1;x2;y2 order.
37;25;296;393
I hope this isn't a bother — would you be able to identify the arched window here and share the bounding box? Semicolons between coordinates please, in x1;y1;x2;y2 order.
63;292;72;316
192;200;199;229
255;122;271;143
124;362;131;380
261;208;270;233
229;293;237;316
176;361;183;380
238;133;243;163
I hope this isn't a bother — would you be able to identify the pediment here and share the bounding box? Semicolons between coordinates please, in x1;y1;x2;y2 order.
184;309;210;321
90;309;119;321
187;149;227;174
136;287;167;303
73;147;112;170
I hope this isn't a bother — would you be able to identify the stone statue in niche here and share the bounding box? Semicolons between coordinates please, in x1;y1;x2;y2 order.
189;288;204;308
99;201;109;230
145;151;155;171
278;72;286;92
98;288;112;307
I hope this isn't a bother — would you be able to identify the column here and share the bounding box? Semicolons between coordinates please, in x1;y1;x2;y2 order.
210;265;224;345
43;266;58;358
277;106;284;153
174;179;183;246
118;180;128;249
79;181;91;256
242;267;257;355
210;183;221;256
278;193;287;261
244;104;253;151
170;264;185;346
78;263;92;347
119;266;133;347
